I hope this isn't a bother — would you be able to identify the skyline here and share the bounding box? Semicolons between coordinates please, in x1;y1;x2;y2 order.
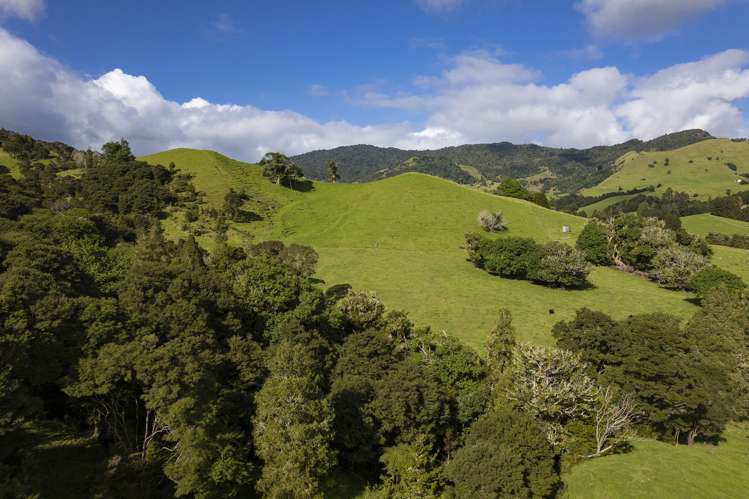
0;0;748;161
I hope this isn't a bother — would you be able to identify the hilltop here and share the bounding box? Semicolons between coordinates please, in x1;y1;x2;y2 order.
291;129;713;193
580;138;749;199
142;149;699;351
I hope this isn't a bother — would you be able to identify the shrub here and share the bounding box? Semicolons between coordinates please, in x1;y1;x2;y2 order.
477;210;505;232
532;242;590;288
576;222;610;265
337;290;385;330
495;178;528;199
650;246;708;290
481;237;541;279
689;266;746;300
444;409;558;498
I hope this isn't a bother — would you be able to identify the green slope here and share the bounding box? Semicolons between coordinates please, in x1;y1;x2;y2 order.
563;423;749;499
265;174;697;350
578;193;641;216
681;214;749;237
581;139;749;199
0;147;21;178
144;149;698;351
680;214;749;282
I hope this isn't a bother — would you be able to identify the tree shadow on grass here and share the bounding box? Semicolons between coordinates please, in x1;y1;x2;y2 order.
288;178;314;192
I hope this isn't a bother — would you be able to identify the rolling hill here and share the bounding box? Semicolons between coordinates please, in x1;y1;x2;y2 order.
581;139;749;199
292;130;713;193
143;149;698;352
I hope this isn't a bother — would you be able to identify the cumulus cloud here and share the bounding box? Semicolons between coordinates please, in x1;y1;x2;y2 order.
576;0;725;41
416;0;463;14
0;29;451;159
359;49;749;147
0;0;43;20
0;28;747;159
617;49;749;138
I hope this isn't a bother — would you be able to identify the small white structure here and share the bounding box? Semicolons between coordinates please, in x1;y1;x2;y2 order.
562;225;571;234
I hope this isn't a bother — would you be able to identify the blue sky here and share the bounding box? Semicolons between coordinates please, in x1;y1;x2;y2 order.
1;0;748;160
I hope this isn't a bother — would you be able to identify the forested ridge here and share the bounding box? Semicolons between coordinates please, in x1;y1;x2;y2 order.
292;129;713;192
1;132;748;498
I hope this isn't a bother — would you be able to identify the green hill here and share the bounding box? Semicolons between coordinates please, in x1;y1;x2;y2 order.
563;423;749;499
292;130;712;193
680;214;749;282
581;139;749;199
578;193;642;216
681;213;749;237
0;147;21;178
143;149;697;352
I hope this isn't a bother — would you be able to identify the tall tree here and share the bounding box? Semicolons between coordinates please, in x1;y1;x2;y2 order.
101;139;135;163
253;341;336;498
486;309;516;381
327;160;340;183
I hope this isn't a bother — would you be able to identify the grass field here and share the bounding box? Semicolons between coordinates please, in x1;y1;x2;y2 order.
680;214;749;282
581;139;749;199
144;149;698;351
563;423;749;499
0;147;21;178
681;214;749;237
578;193;641;216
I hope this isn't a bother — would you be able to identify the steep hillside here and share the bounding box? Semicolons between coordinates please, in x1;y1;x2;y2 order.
0;148;20;178
292;130;713;192
581;139;749;198
144;149;698;351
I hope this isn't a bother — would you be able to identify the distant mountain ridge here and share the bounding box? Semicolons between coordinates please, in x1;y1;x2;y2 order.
292;129;714;193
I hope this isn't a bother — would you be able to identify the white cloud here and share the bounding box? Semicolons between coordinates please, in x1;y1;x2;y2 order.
0;29;747;160
0;0;43;20
560;44;604;61
576;0;725;41
0;29;453;160
358;49;749;147
416;0;463;14
617;49;749;139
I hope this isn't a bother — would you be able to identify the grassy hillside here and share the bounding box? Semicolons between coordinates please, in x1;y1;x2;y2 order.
0;147;21;178
680;214;749;282
563;423;749;499
145;149;698;351
681;214;749;237
578;193;641;216
581;139;749;199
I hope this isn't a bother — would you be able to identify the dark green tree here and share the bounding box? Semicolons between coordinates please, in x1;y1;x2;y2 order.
259;152;304;187
576;221;611;265
253;341;336;497
444;409;558;498
486;309;516;379
101;139;135;163
689;266;746;301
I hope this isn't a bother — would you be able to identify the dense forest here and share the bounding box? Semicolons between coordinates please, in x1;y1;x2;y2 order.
1;132;748;498
292;129;713;192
